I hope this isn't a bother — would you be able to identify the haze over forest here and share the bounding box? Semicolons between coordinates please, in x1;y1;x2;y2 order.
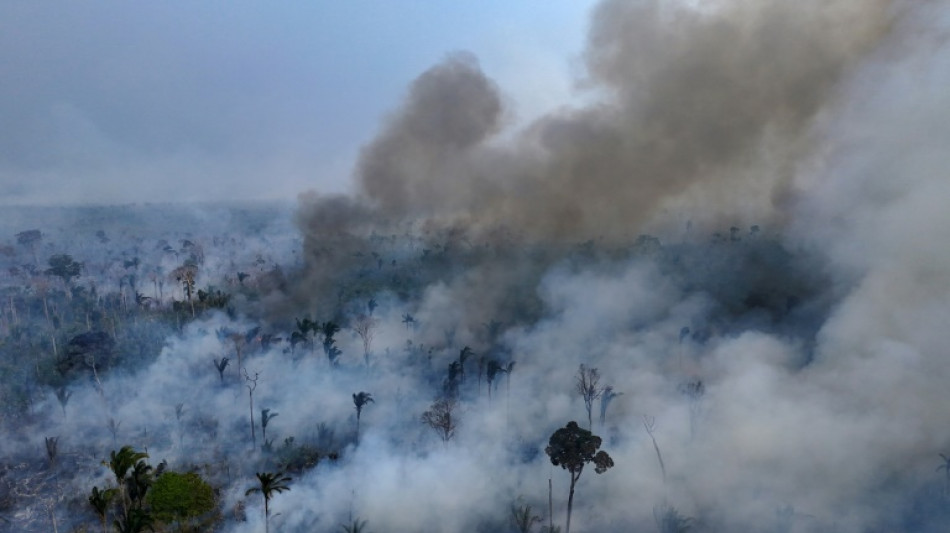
1;1;950;532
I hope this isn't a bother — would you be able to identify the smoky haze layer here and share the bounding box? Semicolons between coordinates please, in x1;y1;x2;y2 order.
338;0;897;242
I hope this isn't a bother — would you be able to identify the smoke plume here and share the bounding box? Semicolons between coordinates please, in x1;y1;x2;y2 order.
323;0;900;242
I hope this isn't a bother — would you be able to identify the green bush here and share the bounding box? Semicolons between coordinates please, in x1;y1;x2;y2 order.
148;471;215;524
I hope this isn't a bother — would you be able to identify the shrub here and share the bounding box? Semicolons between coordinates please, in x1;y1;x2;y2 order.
148;471;215;524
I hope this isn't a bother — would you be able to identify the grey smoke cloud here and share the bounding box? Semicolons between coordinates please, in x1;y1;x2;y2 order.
344;0;898;242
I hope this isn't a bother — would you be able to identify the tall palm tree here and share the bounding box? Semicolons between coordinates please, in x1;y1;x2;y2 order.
353;392;374;441
105;446;148;514
245;471;292;533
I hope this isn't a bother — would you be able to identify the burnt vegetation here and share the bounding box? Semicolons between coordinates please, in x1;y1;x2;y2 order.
0;201;938;533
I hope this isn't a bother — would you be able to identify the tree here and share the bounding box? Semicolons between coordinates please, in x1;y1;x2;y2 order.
545;421;614;533
148;471;215;527
89;486;118;533
352;391;374;441
643;415;666;483
172;264;197;317
291;317;316;354
321;321;342;366
486;359;504;403
422;396;458;444
104;446;149;516
54;386;71;419
599;386;622;427
45;254;83;287
245;471;292;533
575;365;604;430
113;507;154;533
341;518;370;533
45;436;58;467
511;497;543;533
16;229;41;264
937;453;950;496
351;314;377;367
244;369;260;448
261;408;279;447
654;503;693;533
213;357;229;384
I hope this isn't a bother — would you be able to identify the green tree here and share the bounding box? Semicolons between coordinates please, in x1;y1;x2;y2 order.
245;471;292;533
88;486;118;533
113;507;154;533
148;471;215;529
545;421;614;533
104;446;149;515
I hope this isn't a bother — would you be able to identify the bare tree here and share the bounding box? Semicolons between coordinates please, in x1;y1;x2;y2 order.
244;369;260;448
575;365;604;430
213;357;230;383
54;387;71;419
45;436;58;467
351;314;377;367
642;415;666;483
422;397;458;444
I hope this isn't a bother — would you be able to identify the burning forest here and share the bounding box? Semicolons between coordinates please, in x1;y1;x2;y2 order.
1;0;950;532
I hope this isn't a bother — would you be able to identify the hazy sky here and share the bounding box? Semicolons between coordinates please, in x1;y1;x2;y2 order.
0;2;595;206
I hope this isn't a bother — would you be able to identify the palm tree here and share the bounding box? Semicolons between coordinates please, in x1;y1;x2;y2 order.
352;392;374;441
245;471;292;533
88;486;117;533
125;460;153;508
112;508;154;533
511;497;542;533
261;408;279;445
105;446;148;514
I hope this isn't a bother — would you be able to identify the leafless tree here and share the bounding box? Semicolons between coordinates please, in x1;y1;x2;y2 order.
351;314;377;367
422;397;458;444
575;365;604;430
642;415;666;483
244;369;260;448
